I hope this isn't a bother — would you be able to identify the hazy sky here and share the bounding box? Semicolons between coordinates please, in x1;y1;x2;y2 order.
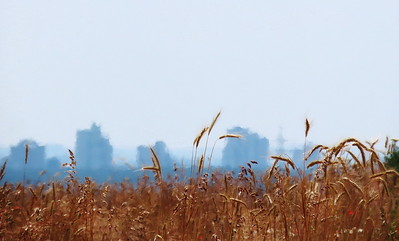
1;1;398;150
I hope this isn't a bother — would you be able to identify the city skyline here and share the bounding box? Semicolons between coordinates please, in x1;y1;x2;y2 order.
1;122;321;164
0;122;322;182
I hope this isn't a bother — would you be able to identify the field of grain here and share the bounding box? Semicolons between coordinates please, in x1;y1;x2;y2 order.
1;118;398;241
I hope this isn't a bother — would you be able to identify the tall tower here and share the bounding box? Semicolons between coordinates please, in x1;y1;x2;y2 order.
276;127;286;155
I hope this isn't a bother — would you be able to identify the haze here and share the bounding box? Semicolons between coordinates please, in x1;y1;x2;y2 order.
1;1;398;150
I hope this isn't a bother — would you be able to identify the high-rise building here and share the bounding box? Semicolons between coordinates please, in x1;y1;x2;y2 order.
222;127;269;169
75;123;113;170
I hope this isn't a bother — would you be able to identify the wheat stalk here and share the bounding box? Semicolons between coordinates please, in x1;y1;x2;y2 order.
342;177;364;195
207;134;242;171
270;155;296;170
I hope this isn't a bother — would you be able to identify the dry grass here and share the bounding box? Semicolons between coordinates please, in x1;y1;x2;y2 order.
1;118;399;240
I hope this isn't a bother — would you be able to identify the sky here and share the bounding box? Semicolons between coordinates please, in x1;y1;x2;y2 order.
1;1;398;151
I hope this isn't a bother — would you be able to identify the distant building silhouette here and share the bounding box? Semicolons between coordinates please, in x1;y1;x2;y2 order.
136;141;174;171
291;148;304;164
136;145;152;167
75;123;113;170
222;127;269;169
46;157;62;174
6;139;46;170
275;127;286;155
0;139;46;182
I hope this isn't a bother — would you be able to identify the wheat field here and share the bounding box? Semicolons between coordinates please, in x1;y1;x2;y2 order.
1;116;398;241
